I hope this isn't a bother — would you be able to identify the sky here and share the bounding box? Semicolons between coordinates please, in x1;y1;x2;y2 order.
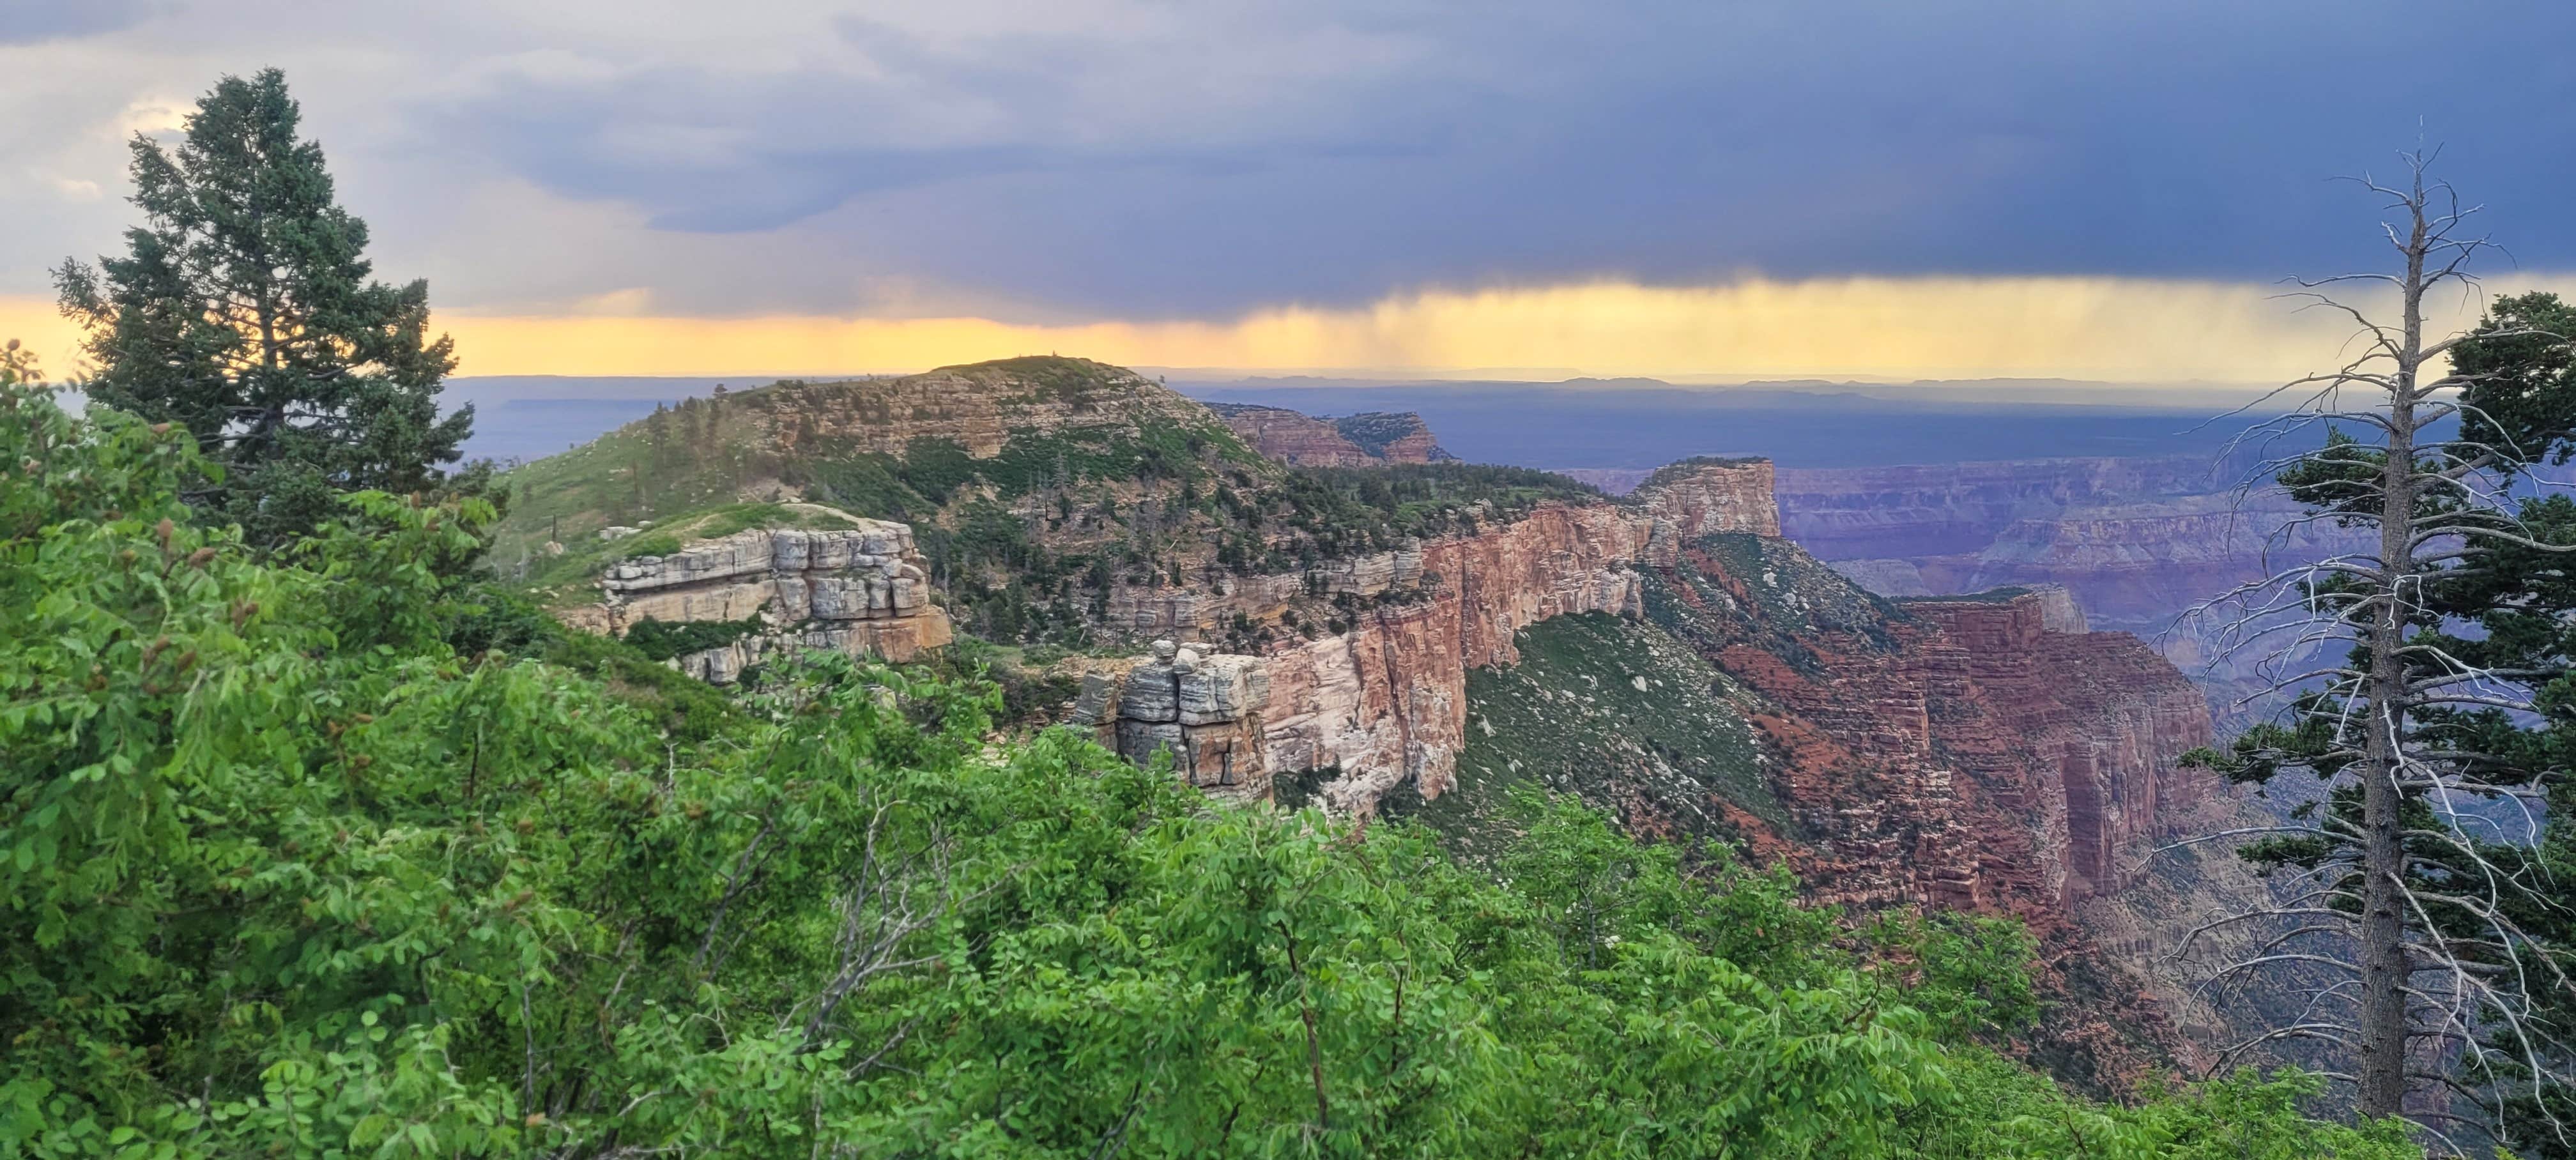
4;1;2573;386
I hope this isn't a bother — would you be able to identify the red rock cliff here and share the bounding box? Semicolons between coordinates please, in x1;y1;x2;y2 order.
1070;460;2234;1082
1899;593;2215;899
1264;503;1650;811
1075;460;1782;805
1621;546;2227;1083
1637;457;1781;538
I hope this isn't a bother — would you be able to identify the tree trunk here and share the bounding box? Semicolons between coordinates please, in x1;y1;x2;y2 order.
2356;202;2430;1120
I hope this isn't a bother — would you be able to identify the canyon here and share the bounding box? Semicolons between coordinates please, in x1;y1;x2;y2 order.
528;359;2278;1087
1069;459;1781;810
1768;457;2373;729
1061;455;2251;1086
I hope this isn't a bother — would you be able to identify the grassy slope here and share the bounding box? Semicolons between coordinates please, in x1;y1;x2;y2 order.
1379;611;1786;859
1644;532;1905;678
489;392;787;582
1390;533;1908;865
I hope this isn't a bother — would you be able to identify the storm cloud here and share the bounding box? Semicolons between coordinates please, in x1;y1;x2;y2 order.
6;0;2573;324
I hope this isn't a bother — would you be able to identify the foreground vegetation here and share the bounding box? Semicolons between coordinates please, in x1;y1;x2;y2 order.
1;368;2420;1157
0;68;2466;1156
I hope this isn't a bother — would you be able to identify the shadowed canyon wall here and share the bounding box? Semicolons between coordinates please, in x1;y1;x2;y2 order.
1774;455;2372;728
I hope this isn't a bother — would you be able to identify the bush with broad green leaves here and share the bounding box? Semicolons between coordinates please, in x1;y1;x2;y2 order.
1;378;2419;1157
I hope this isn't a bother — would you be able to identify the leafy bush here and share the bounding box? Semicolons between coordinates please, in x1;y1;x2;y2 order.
1;380;2415;1156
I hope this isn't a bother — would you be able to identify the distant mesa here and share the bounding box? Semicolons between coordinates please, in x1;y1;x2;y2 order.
1204;402;1457;466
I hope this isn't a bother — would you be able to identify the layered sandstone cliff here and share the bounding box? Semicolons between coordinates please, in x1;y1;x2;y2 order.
1068;641;1272;801
1071;461;1782;804
577;522;955;682
1635;457;1782;538
753;358;1235;459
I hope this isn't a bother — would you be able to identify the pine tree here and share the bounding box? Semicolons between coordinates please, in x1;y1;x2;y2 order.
54;69;471;547
645;402;672;480
677;396;708;466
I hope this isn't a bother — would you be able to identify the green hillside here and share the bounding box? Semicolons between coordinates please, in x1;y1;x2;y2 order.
489;356;1604;649
1381;611;1784;855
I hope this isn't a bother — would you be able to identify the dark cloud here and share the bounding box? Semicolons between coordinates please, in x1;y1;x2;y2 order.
3;0;160;44
419;0;2576;315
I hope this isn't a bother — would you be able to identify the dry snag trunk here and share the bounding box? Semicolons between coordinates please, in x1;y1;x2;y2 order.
2169;151;2576;1151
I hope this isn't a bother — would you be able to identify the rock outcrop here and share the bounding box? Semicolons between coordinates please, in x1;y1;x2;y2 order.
1071;641;1273;800
1634;457;1781;538
1073;458;1845;808
1206;402;1455;466
581;523;955;682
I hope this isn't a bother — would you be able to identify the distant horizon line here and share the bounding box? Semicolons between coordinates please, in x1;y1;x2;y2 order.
14;271;2569;390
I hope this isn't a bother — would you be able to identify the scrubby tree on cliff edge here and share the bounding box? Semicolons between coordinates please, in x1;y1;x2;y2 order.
2181;155;2576;1149
55;68;472;549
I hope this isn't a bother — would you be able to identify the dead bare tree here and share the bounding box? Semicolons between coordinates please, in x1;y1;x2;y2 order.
2169;151;2576;1150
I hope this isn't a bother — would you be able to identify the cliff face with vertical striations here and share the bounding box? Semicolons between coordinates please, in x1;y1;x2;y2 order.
1070;461;1778;806
1901;594;2214;897
1070;455;2244;1087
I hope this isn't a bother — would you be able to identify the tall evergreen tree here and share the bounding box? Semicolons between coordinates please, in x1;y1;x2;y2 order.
54;68;471;547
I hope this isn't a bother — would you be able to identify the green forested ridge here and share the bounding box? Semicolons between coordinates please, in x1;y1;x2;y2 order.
490;360;1606;652
0;377;2419;1156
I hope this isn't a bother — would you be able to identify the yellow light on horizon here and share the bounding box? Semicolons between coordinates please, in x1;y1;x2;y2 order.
4;273;2566;387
